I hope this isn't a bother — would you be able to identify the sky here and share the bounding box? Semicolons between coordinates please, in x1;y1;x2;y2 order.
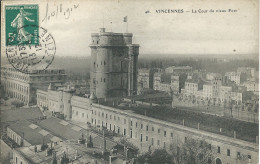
1;0;259;57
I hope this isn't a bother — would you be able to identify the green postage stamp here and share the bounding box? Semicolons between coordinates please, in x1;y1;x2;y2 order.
5;4;39;46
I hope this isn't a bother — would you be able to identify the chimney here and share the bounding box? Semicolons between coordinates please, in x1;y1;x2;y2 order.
34;145;37;153
74;150;78;160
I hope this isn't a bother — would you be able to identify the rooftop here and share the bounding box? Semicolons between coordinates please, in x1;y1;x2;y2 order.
1;107;44;123
36;117;87;140
7;120;61;145
36;117;124;151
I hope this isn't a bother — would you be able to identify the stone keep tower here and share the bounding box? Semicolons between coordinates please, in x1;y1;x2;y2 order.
90;28;139;98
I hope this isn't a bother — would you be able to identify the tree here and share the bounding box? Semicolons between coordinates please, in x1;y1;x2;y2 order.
170;137;214;164
138;149;173;164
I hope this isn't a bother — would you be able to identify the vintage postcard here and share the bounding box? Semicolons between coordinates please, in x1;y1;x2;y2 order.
0;0;259;164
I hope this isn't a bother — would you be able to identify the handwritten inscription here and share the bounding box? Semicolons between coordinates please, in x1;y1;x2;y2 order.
42;3;79;23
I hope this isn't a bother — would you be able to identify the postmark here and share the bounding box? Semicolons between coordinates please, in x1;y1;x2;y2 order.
5;4;39;46
6;25;56;74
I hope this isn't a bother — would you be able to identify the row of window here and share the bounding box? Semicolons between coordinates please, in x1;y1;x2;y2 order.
72;110;89;119
93;61;106;68
93;78;106;84
6;91;27;102
93;110;175;138
217;146;251;160
3;82;29;93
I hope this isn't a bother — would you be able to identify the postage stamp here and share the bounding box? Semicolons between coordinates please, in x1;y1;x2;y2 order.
5;4;39;46
5;4;56;74
6;26;56;74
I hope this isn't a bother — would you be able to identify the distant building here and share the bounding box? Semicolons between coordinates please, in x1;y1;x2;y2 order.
154;72;187;95
206;73;222;81
243;81;259;95
237;67;256;80
1;65;67;105
165;66;192;74
182;79;205;96
170;75;180;94
137;68;158;93
180;77;243;104
153;72;172;93
225;72;247;85
90;28;139;98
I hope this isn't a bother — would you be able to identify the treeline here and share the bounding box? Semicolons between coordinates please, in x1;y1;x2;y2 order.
137;56;258;74
51;56;91;81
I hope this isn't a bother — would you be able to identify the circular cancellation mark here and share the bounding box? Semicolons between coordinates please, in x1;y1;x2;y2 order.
6;25;56;74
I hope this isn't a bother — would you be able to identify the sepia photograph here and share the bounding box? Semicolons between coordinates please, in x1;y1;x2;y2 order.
0;0;259;163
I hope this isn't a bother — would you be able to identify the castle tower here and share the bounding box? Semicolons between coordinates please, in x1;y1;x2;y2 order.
62;86;75;120
90;28;139;98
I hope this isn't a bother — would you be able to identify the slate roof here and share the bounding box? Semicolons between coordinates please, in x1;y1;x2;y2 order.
7;120;61;145
1;107;44;123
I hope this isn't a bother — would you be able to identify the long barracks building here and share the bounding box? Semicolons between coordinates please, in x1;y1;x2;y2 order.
37;90;258;164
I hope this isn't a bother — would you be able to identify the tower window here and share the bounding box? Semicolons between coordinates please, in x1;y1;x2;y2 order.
97;41;99;44
104;78;106;83
104;61;106;65
227;149;230;156
218;146;221;153
97;64;98;68
101;61;102;65
121;61;123;71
